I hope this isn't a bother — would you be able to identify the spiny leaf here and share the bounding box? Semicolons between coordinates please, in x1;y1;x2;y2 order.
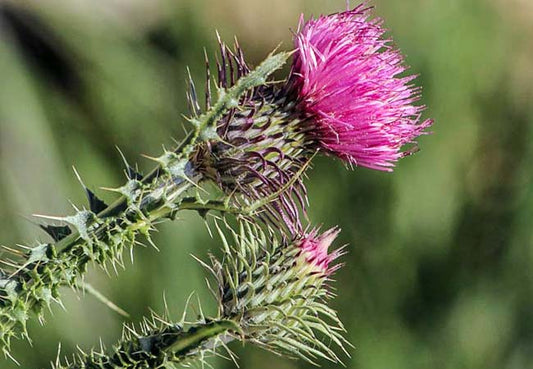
85;189;108;214
40;224;72;242
73;167;109;214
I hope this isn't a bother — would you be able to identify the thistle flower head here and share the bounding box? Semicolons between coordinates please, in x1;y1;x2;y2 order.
210;220;347;363
290;5;433;171
191;41;311;233
298;227;342;275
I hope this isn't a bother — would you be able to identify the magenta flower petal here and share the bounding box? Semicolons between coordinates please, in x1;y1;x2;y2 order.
299;227;343;275
290;5;433;171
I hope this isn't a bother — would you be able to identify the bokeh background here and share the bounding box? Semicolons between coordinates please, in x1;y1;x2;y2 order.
1;0;532;368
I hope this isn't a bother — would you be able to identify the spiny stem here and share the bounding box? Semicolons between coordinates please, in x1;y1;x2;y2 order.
50;51;292;258
169;320;239;356
0;51;292;353
54;319;240;369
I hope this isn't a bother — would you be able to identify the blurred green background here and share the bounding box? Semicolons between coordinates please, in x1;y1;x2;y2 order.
1;0;532;368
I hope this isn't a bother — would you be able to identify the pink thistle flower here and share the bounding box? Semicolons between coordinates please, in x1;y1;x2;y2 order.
298;227;343;275
290;5;433;171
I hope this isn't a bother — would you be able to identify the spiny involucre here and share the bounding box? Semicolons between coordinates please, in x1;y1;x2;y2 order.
211;222;349;363
198;5;433;191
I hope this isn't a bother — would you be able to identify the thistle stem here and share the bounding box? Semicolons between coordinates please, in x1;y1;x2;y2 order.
54;172;195;256
0;50;292;352
55;319;239;369
168;320;238;357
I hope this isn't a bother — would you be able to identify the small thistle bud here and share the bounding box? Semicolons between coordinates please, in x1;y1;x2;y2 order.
211;222;348;363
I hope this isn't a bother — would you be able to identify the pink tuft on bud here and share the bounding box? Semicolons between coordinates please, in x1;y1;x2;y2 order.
290;5;433;171
299;227;342;274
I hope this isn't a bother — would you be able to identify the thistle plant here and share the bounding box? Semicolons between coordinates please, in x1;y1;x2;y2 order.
0;3;433;368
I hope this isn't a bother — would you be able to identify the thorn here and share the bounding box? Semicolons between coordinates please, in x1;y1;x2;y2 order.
55;342;62;367
180;292;196;325
127;167;143;181
145;236;160;252
115;145;129;168
140;153;161;163
162;291;171;319
180;121;188;136
72;166;86;189
203;218;214;238
80;281;131;318
196;294;205;321
123;324;140;338
15;243;32;250
169;136;180;146
4;349;20;365
75;345;86;356
129;245;135;264
98;186;122;194
1;245;23;256
182;175;208;194
151;312;172;327
68;200;80;212
115;147;145;181
0;259;20;269
32;214;67;222
204;47;212;110
186;66;201;117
